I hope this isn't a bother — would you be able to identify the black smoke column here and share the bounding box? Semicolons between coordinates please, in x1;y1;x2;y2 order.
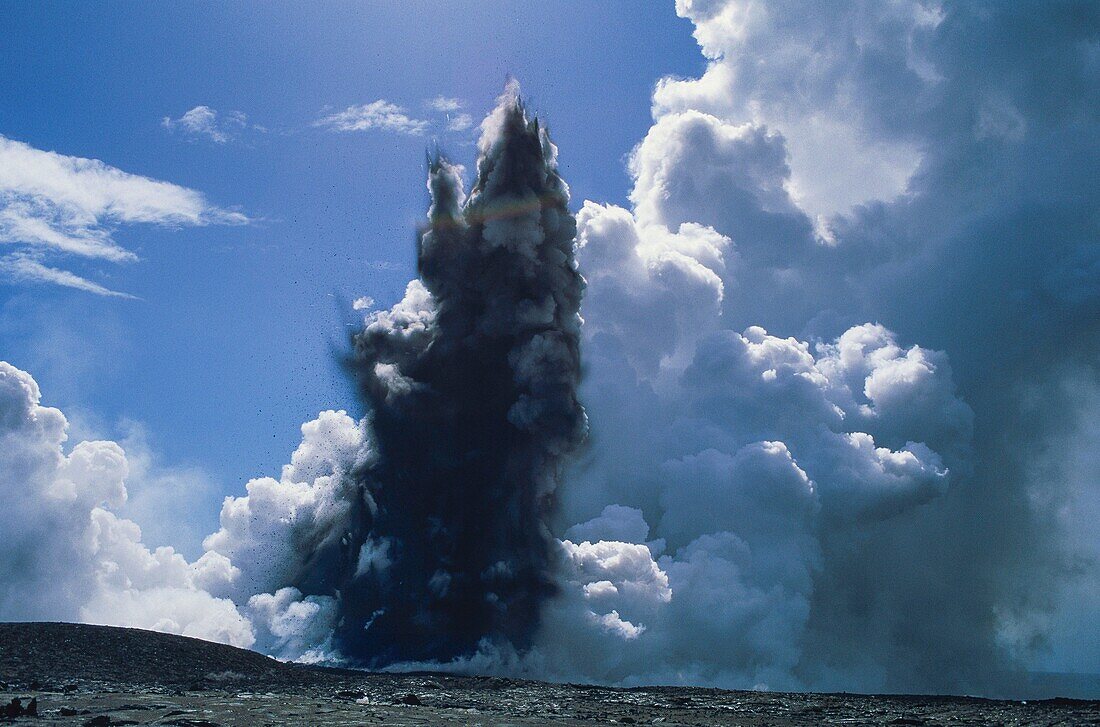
342;85;586;664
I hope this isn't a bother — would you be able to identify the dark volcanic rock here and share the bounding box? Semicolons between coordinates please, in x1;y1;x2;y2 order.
0;622;1098;725
0;622;299;688
3;697;23;717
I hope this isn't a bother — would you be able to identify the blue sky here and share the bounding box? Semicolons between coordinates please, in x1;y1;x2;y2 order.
0;1;701;525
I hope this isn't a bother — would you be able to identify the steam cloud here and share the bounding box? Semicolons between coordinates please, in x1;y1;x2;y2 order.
1;0;1098;699
532;0;1100;695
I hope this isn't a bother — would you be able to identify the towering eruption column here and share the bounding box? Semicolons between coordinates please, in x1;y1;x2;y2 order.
342;84;587;664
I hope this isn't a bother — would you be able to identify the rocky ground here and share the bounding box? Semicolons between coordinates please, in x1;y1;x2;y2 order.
1;623;1097;726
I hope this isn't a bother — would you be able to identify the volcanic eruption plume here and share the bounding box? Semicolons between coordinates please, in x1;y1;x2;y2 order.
335;84;586;664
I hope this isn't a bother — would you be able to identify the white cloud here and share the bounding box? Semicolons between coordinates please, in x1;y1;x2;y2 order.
246;587;340;663
318;96;476;136
201;409;373;601
542;0;1100;691
530;167;974;688
653;0;934;228
446;113;474;132
0;255;137;299
0;360;374;660
513;198;963;687
428;96;463;113
162;105;252;144
0;133;248;295
315;100;430;135
0;361;253;647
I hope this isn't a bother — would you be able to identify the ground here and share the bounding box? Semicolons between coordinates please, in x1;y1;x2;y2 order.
0;623;1097;725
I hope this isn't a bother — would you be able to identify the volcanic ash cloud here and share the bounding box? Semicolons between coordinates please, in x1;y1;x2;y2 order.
337;84;587;664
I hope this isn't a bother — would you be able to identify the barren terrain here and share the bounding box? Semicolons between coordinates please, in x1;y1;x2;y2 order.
0;623;1097;725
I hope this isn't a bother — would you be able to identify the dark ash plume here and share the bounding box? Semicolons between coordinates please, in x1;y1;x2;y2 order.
338;85;587;664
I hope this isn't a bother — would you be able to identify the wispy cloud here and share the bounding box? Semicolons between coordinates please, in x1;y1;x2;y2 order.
0;133;247;296
314;101;429;136
314;96;477;138
162;106;255;144
0;255;137;299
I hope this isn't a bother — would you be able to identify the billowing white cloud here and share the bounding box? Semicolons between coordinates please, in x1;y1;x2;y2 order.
0;133;247;295
0;360;377;661
536;240;967;687
533;0;1100;694
246;587;340;663
202;409;373;601
655;0;936;230
0;361;253;647
315;100;430;135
